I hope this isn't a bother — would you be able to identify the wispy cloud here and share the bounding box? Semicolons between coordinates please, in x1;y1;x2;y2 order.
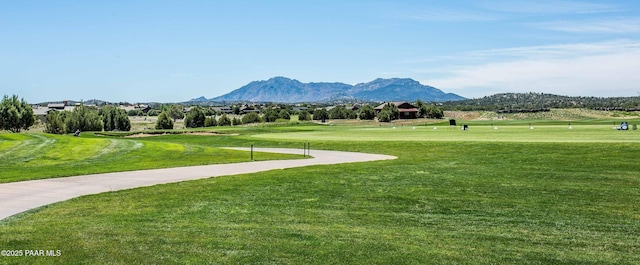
416;40;640;97
535;18;640;33
480;0;621;15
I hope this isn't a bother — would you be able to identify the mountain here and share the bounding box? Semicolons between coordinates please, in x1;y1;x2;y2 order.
351;78;465;102
209;77;465;103
211;77;352;102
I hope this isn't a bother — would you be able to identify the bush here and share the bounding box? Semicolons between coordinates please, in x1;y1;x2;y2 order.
232;117;243;126
204;116;217;127
278;109;290;120
377;110;393;122
298;110;311;121
0;95;35;133
128;109;143;116
242;112;262;124
313;109;329;121
102;106;131;131
184;107;205;128
378;103;399;122
155;112;174;129
147;109;159;116
218;114;231;126
263;109;279;122
359;105;376;120
44;110;65;134
64;105;103;133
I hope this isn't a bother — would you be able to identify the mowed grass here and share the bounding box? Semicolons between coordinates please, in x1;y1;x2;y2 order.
1;124;639;264
0;133;302;183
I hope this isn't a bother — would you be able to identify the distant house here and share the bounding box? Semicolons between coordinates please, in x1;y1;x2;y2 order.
240;105;260;114
349;104;360;112
47;103;66;110
292;106;309;112
211;106;233;114
374;102;419;119
32;105;51;116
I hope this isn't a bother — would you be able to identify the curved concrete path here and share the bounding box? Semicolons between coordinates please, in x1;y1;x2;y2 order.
0;148;396;220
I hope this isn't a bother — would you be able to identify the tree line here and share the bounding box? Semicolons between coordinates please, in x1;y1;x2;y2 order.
443;92;640;111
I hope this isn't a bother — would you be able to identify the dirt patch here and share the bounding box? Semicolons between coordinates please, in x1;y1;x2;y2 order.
124;133;166;138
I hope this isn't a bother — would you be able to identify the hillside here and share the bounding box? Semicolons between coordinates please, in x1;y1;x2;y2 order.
443;93;640;111
205;77;465;103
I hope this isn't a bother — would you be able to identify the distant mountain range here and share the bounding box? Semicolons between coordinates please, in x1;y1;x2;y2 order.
193;77;465;103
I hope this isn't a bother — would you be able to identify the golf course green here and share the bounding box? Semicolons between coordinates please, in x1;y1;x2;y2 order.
0;122;639;264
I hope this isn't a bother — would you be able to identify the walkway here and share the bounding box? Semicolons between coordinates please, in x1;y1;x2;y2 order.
0;148;396;220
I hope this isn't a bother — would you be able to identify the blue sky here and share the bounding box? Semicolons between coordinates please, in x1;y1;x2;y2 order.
2;0;640;103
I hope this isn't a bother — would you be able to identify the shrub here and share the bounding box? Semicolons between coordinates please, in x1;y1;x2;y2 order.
218;114;231;126
155;112;174;129
0;95;35;133
204;116;217;127
359;105;376;120
298;111;311;121
184;107;205;128
102;106;131;131
45;110;65;134
242;112;262;124
64;105;103;133
313;109;329;121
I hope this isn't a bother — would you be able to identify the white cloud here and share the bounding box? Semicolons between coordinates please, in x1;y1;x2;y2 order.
423;40;640;98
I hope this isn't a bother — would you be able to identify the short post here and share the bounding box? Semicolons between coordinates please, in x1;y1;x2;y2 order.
250;144;254;161
303;143;307;157
307;142;310;157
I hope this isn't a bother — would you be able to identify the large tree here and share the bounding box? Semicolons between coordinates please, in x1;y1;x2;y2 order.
155;112;174;129
0;95;35;133
44;110;66;134
378;103;399;122
184;106;205;128
101;106;131;131
64;105;103;133
358;105;376;120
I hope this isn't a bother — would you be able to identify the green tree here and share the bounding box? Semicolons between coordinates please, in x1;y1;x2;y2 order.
155;112;174;129
102;106;131;131
64;105;103;133
44;110;65;134
128;109;143;116
184;107;206;128
232;117;243;126
298;110;311;121
147;109;159;116
0;95;35;133
263;108;279;122
218;114;231;126
313;108;329;121
377;103;399;122
278;109;290;120
416;99;428;118
204;116;217;127
242;112;262;124
358;105;376;120
425;105;444;119
166;105;184;121
329;106;346;119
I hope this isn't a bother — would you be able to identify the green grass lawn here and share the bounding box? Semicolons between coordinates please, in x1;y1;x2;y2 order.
0;133;302;183
1;123;639;264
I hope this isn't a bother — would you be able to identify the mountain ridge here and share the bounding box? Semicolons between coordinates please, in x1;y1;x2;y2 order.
202;77;466;103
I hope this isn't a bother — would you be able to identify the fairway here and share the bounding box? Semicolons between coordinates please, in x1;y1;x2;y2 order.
252;124;640;143
1;124;639;264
